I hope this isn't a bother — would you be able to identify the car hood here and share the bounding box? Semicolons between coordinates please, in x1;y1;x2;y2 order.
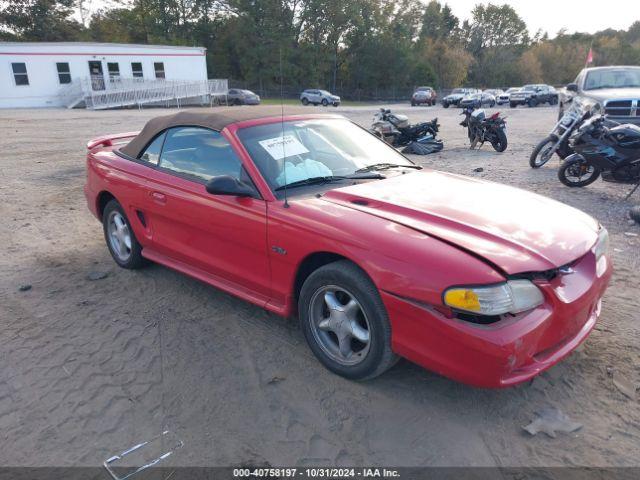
320;171;599;275
582;87;640;102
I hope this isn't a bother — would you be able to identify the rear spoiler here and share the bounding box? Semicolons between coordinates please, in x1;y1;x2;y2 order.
87;131;139;151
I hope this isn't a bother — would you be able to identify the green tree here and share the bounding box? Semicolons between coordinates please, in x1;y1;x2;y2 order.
419;0;459;41
0;0;84;40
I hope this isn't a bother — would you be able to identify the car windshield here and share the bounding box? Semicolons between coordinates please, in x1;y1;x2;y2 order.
522;85;537;91
417;87;431;91
507;88;519;93
319;90;331;95
584;69;640;90
451;88;464;94
237;119;415;194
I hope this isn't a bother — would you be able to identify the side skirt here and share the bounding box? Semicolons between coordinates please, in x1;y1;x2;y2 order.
142;248;288;316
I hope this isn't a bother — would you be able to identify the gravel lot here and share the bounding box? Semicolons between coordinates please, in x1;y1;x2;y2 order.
1;103;639;469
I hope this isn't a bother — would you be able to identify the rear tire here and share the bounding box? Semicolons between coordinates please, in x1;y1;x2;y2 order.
510;102;517;108
491;128;508;152
530;135;556;168
102;199;145;269
443;103;449;109
299;260;397;380
558;156;601;187
301;97;309;105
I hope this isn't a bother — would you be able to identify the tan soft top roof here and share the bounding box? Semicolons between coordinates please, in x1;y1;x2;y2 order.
120;106;332;158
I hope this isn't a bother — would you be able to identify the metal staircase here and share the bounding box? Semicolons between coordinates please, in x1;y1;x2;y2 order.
58;78;228;110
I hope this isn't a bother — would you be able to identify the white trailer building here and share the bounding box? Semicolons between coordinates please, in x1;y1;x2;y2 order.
0;42;226;109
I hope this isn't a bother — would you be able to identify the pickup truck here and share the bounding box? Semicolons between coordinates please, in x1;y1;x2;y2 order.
560;66;640;125
509;84;558;108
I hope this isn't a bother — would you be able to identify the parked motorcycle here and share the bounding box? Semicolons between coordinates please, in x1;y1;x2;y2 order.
558;114;640;188
530;103;589;168
371;108;443;155
459;107;508;152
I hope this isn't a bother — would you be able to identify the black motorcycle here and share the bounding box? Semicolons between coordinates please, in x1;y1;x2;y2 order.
460;107;508;152
558;114;640;187
371;109;443;154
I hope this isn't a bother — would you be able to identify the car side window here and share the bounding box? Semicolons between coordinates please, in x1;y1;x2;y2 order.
139;132;166;165
158;127;245;182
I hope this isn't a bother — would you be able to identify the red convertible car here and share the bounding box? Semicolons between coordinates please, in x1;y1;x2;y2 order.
84;108;612;387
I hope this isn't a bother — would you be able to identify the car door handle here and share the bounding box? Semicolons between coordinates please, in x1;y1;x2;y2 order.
150;191;167;204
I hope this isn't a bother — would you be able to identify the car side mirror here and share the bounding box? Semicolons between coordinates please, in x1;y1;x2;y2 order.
566;83;578;93
205;175;257;198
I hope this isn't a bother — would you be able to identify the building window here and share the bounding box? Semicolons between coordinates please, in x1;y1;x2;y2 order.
12;63;29;86
131;62;143;78
154;62;165;79
108;62;120;82
56;62;71;84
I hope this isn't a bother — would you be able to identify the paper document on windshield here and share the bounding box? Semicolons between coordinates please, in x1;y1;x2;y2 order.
259;135;309;160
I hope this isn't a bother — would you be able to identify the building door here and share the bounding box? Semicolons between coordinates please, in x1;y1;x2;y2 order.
88;61;105;91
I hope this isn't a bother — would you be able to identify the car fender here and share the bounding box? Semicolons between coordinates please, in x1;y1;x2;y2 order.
265;197;505;317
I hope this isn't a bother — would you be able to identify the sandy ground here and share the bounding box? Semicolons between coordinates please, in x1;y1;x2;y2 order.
0;103;639;469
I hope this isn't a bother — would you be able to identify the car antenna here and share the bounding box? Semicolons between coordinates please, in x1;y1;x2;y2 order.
280;46;289;208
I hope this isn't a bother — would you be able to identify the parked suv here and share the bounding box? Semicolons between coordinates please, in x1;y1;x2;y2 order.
560;66;640;124
509;84;558;108
497;87;519;105
300;89;341;107
442;88;480;108
411;86;437;106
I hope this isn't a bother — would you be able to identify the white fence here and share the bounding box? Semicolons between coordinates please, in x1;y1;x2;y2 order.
58;78;229;110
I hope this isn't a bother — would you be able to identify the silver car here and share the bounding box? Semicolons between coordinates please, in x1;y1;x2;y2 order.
226;89;260;105
300;89;341;107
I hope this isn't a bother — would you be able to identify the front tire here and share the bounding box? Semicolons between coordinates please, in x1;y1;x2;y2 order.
301;97;309;105
443;103;449;109
299;260;397;380
321;98;329;106
510;102;517;108
102;199;145;269
558;156;601;187
528;98;538;108
530;135;556;168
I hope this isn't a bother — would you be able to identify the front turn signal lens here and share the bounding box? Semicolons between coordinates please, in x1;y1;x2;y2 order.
443;289;481;312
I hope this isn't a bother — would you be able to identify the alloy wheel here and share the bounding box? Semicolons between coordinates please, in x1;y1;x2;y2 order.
107;211;132;262
308;285;371;366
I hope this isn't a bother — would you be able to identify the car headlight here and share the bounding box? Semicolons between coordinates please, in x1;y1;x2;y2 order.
594;228;609;260
594;227;609;277
443;280;544;316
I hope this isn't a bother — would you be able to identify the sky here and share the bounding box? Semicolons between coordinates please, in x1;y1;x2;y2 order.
443;0;640;38
76;0;640;38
